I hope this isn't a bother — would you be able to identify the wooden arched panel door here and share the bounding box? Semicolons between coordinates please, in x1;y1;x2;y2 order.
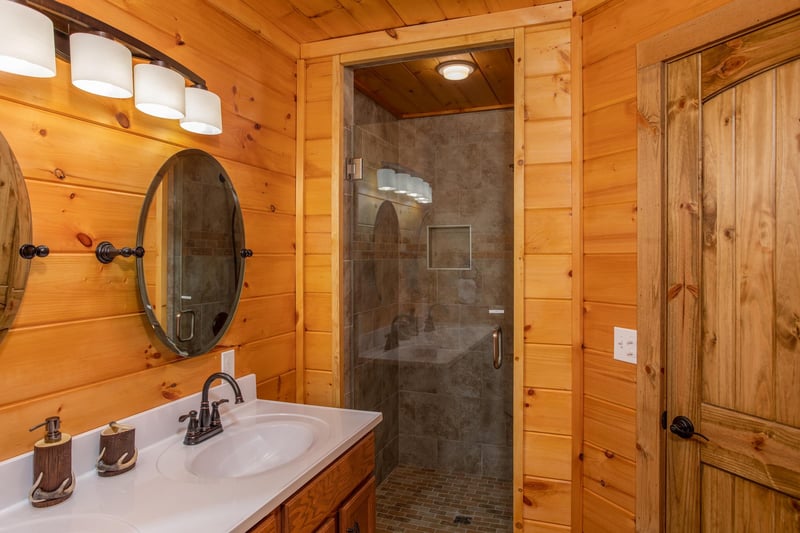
664;13;800;531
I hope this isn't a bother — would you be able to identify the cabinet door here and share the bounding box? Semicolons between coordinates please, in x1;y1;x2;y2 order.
316;517;336;533
249;511;279;533
339;477;375;533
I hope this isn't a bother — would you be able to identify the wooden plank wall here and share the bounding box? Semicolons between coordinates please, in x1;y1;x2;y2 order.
576;0;734;529
521;22;575;531
0;0;298;461
301;58;336;407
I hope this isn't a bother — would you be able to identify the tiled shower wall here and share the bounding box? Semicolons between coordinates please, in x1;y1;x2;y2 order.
345;90;514;482
396;110;514;479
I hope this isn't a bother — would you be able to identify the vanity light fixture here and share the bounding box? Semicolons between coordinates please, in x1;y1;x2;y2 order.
394;172;411;194
134;61;186;119
0;0;222;135
407;176;424;198
377;168;397;191
181;84;222;135
69;32;132;98
0;0;55;78
437;60;475;81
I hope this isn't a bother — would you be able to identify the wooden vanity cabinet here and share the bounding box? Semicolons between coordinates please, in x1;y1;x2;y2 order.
247;433;375;533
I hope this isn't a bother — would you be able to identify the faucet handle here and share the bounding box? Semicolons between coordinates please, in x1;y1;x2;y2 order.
178;410;198;433
210;399;229;427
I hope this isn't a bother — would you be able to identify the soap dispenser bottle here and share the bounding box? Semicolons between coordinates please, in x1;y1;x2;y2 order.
28;416;75;508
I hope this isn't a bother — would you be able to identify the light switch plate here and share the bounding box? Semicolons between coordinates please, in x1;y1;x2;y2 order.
221;349;235;376
613;327;637;364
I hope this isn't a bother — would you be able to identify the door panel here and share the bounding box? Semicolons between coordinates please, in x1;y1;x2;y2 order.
666;13;800;532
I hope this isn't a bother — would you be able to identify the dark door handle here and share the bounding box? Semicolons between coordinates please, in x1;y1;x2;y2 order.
669;415;709;441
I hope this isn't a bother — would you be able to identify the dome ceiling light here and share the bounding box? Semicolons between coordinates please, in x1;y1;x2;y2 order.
436;60;475;81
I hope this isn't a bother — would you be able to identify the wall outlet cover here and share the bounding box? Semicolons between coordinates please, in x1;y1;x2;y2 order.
221;349;235;376
613;327;637;364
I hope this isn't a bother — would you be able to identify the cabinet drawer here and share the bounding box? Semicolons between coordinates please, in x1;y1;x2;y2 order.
283;434;375;532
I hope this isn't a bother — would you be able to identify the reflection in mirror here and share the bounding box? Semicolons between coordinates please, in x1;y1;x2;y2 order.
0;132;33;344
137;149;245;356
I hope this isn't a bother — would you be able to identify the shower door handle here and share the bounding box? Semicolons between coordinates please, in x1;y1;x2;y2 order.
176;309;195;342
492;326;503;369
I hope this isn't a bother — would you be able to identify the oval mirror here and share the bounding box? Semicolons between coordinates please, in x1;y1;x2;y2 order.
137;149;246;356
0;132;33;343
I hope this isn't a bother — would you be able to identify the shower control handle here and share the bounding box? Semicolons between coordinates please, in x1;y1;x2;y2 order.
492;326;503;369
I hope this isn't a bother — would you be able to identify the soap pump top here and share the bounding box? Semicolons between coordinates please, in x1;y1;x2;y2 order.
29;416;63;443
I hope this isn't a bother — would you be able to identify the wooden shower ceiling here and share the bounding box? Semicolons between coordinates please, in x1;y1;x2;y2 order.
238;1;561;117
354;48;514;118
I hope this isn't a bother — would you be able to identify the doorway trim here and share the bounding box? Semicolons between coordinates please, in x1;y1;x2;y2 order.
304;6;575;530
635;1;799;531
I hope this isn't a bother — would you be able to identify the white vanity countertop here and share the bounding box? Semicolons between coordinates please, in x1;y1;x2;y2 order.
0;375;382;532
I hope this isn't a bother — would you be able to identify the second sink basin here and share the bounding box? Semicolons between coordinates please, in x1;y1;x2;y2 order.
157;413;330;481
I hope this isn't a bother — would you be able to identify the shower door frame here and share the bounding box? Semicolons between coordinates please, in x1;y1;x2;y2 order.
337;34;525;525
298;4;580;528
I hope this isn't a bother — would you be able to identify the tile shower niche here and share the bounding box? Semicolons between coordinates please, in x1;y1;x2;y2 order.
427;225;471;270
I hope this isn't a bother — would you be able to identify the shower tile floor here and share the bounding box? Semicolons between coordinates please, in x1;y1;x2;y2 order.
376;465;512;532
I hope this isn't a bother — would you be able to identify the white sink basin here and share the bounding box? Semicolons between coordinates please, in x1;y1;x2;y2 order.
0;514;139;533
157;414;330;481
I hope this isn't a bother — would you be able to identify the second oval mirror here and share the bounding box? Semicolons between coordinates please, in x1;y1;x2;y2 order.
137;149;246;356
0;132;33;344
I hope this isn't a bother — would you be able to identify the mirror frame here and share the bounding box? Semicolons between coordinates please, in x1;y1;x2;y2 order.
0;132;33;343
135;149;246;357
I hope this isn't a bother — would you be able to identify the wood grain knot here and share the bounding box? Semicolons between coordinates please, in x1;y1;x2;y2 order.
668;283;683;300
54;168;66;180
38;128;47;137
175;33;185;46
76;233;93;247
751;433;767;451
720;55;747;77
599;479;607;487
254;123;262;130
685;284;699;298
384;28;398;39
522;496;532;507
270;204;277;212
645;364;654;375
115;112;130;129
527;389;535;396
680;201;699;214
604;450;615;459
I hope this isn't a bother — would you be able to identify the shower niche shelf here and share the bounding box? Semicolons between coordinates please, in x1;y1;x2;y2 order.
427;225;472;270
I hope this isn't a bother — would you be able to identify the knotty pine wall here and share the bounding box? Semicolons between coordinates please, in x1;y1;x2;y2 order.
576;0;735;530
0;0;297;461
521;22;575;531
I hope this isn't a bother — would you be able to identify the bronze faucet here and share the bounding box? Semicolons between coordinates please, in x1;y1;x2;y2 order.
178;372;244;445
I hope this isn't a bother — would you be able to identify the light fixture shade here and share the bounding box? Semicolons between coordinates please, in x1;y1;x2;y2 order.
0;1;55;78
70;33;132;98
416;181;432;203
377;168;396;191
394;173;410;194
407;176;424;197
437;61;475;81
180;86;222;135
134;62;185;119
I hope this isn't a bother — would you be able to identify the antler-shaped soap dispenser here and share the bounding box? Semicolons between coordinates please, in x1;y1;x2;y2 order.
28;416;75;507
